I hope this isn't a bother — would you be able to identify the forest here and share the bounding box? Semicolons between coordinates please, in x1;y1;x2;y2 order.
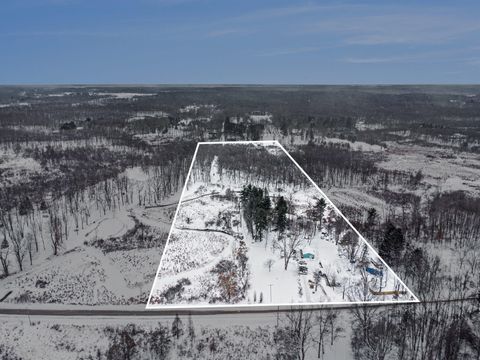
0;85;479;359
149;142;415;307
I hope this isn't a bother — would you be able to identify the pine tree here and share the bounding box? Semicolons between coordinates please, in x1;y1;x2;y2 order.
365;207;378;240
241;185;272;241
366;208;377;229
18;196;33;216
275;196;288;234
379;222;405;266
314;198;327;235
241;185;255;236
255;196;270;241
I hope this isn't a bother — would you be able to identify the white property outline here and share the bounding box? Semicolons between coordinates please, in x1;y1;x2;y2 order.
146;140;419;309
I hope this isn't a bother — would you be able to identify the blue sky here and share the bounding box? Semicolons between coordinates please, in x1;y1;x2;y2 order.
1;0;479;84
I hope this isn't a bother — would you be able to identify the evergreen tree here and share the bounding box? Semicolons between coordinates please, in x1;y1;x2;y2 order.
379;222;405;266
39;199;48;211
18;196;33;216
275;196;288;234
366;208;378;229
241;185;255;236
365;207;378;240
255;194;271;241
241;185;272;241
313;198;327;235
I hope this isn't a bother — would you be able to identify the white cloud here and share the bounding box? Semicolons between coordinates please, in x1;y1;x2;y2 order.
257;46;321;57
302;10;480;45
344;48;480;64
206;28;254;38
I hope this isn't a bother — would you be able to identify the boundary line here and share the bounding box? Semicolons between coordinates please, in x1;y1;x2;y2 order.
146;142;201;307
146;140;419;309
276;141;420;303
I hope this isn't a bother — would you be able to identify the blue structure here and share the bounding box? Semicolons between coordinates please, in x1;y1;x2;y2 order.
366;267;383;277
301;248;315;260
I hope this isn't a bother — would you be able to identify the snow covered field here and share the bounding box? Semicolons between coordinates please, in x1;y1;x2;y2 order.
148;142;417;308
0;164;171;306
0;309;355;360
378;142;480;195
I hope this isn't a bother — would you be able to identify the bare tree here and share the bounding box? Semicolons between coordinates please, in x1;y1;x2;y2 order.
277;230;303;271
287;309;315;360
339;230;359;263
352;309;396;360
0;231;10;276
0;209;27;272
314;309;342;360
48;205;64;256
275;309;315;360
264;258;275;272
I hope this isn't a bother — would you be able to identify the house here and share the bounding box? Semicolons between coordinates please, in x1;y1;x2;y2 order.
301;247;315;260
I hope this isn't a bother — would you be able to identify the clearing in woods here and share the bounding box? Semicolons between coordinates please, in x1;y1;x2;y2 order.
147;141;418;309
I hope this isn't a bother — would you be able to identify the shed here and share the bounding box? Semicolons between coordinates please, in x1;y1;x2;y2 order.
301;247;315;260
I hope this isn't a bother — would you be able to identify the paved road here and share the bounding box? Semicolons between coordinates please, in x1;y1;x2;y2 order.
0;305;375;317
1;296;477;318
0;301;421;317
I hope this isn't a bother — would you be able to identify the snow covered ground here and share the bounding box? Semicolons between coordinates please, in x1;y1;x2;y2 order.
94;92;156;99
377;142;480;195
0;102;30;108
179;104;216;113
127;110;169;122
0;151;43;184
0;310;354;360
0;165;170;306
148;142;417;308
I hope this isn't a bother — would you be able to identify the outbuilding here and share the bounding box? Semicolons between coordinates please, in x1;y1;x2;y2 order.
301;247;315;260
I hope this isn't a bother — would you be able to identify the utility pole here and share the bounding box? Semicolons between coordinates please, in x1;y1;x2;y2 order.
269;284;273;303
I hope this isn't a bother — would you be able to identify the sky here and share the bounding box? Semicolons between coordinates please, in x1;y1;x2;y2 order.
1;0;479;84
